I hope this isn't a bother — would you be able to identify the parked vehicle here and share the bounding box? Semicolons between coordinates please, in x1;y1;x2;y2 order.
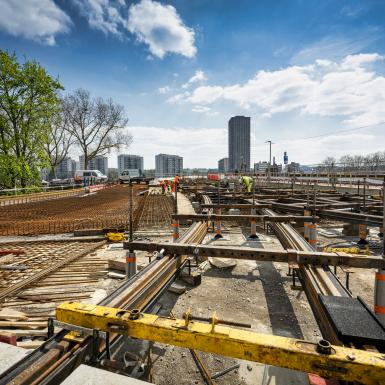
74;170;108;184
119;169;151;184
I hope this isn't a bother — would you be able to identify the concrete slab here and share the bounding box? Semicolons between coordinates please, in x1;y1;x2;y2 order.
177;193;195;215
0;342;30;374
61;364;151;385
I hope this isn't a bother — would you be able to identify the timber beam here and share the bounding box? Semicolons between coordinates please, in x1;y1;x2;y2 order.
56;302;385;385
124;241;385;269
171;214;318;223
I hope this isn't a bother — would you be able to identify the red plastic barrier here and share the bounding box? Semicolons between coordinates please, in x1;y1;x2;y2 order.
207;174;220;181
88;184;107;193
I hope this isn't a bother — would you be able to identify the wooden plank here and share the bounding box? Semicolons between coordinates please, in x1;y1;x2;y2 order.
0;308;28;321
0;328;56;337
108;258;126;272
17;340;44;349
0;320;46;328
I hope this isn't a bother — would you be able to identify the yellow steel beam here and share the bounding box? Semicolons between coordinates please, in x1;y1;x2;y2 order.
57;302;385;385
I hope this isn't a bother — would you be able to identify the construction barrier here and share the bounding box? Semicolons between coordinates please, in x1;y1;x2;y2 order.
88;184;109;193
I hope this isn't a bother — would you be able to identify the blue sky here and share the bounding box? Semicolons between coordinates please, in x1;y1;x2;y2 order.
1;0;385;169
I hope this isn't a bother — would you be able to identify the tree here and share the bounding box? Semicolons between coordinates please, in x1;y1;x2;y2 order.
0;50;63;188
44;108;73;179
320;156;336;173
62;89;131;169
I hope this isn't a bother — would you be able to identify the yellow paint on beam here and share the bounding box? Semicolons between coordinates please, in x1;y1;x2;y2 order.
57;302;385;385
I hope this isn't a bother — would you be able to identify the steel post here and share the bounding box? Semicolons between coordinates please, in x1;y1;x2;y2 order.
375;177;385;325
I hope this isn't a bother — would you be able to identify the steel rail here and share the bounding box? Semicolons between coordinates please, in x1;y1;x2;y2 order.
260;207;356;344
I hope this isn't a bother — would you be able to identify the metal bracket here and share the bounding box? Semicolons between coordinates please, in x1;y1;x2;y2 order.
54;320;107;339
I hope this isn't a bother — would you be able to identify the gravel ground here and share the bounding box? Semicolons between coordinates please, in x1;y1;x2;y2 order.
149;226;319;385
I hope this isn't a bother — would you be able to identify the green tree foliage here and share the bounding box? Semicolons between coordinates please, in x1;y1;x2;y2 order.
0;50;63;188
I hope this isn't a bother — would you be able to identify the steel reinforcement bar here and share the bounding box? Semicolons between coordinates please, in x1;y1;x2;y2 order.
0;206;208;385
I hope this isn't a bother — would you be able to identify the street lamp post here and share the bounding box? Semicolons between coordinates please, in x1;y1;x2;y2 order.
266;140;273;181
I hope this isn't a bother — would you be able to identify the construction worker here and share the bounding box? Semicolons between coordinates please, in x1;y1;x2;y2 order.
165;180;171;193
159;179;166;194
241;176;253;193
174;174;181;190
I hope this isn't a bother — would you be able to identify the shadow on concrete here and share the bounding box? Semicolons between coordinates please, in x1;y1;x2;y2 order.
258;261;304;339
203;265;294;284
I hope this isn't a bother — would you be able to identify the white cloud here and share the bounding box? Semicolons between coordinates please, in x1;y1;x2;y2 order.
158;86;171;94
341;53;382;68
128;126;226;168
171;53;385;127
72;0;125;36
0;0;71;45
166;91;190;104
182;70;207;88
192;105;211;113
127;0;196;58
291;35;378;65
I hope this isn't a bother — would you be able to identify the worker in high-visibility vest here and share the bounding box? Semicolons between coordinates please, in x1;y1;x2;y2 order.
172;175;181;193
159;180;166;194
241;176;253;193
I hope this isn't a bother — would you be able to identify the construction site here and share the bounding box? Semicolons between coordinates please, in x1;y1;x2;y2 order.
0;175;384;385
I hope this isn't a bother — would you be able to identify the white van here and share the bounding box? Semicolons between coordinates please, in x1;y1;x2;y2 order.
74;170;108;184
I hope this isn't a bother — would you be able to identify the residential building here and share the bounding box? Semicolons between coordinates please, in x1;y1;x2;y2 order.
254;161;269;173
287;162;301;173
117;154;144;175
155;154;183;178
55;157;76;179
228;116;250;172
107;168;119;182
79;155;108;175
218;157;229;173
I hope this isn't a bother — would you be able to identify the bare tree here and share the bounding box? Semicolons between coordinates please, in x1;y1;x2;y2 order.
320;156;336;172
44;109;73;178
62;89;131;169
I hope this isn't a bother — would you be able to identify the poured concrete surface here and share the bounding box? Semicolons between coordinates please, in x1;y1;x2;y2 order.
177;193;196;215
61;365;151;385
0;342;30;374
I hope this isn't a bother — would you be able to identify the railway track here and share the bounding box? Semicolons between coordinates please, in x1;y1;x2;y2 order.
259;205;384;349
